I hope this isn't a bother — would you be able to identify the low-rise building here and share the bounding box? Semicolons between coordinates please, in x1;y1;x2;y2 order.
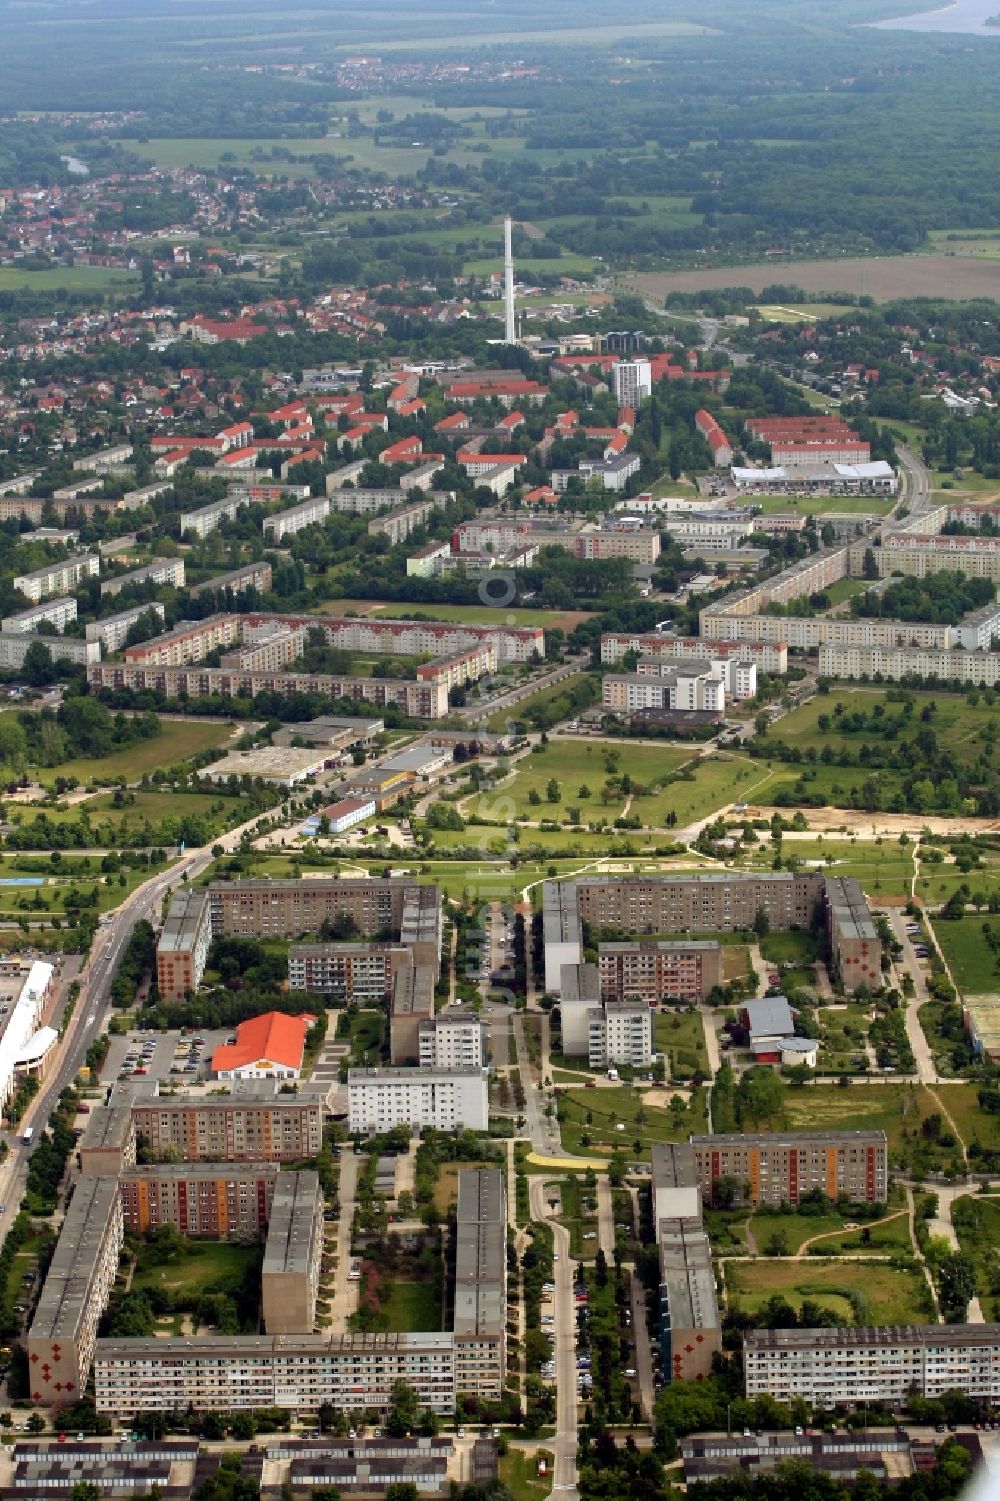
210;1011;315;1081
203;746;326;788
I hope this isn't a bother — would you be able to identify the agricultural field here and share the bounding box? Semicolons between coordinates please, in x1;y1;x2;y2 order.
32;717;233;785
557;1084;709;1158
629;254;1000;304
725;1257;932;1325
930;914;1000;994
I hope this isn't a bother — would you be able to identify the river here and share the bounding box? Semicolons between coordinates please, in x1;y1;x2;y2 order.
873;0;1000;33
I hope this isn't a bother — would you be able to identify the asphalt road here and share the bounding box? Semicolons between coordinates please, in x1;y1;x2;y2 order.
529;1175;579;1501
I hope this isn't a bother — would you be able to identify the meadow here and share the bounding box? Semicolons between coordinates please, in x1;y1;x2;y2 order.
725;1258;932;1325
557;1084;709;1158
629;254;1000;304
0;265;139;294
931;913;1000;994
32;717;232;785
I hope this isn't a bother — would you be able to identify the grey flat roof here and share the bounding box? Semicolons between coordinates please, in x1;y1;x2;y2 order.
30;1177;121;1342
744;1324;1000;1352
692;1130;886;1149
158;886;209;954
559;963;601;1004
263;1171;320;1277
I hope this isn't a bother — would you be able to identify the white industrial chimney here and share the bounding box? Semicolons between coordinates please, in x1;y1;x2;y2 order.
504;215;516;345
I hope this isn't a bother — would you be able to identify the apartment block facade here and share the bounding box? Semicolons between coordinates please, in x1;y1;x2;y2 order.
2;597;78;634
600;633;789;675
118;1163;280;1239
156;887;213;1001
690;1130;888;1207
288;942;413;1003
131;1084;326;1165
13;553;99;603
347;1068;489;1133
85;601;165;654
744;1325;1000;1405
418;1008;486;1071
100;557;185;597
598;940;724;1004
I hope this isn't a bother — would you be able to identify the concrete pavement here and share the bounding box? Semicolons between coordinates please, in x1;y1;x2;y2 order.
328;1151;360;1333
885;909;939;1083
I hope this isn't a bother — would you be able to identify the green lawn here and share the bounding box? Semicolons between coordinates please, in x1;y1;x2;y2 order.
760;931;822;966
498;740;690;821
931;914;1000;995
747;493;895;517
33;718;232;785
951;1193;1000;1319
655;1010;710;1079
760;689;997;764
815;1002;873;1070
780;1082;1000;1171
0;265;139;294
483;675;597;734
737;838;916;904
500;1450;554;1501
557;1174;600;1259
725;1257;932;1324
131;1239;261;1296
557;1084;708;1158
338;1008;383;1064
383;1279;442;1332
749;1209;846;1254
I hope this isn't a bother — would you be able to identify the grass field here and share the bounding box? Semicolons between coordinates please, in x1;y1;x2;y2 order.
738;838;916;902
930;914;1000;994
951;1193;1000;1318
498;741;771;827
558;1084;708;1158
10;788;226;840
33;717;232;785
131;1239;260;1296
500;1450;554;1501
749;1209;845;1254
383;1279;442;1332
754;302;862;323
725;1257;931;1324
0;265;139;294
483;675;595;734
655;1011;710;1079
779;1081;1000;1164
319;599;592;631
629;254;1000;304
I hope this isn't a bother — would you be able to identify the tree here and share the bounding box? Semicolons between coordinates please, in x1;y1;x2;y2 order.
22;639;55;686
938;1251;976;1322
862;547;880;580
607;1153;627;1187
753;906;770;938
545;778;561;804
27;1412;46;1434
386;1379;421;1437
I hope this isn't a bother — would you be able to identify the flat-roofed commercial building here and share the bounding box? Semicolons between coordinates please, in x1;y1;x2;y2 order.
825;876;883;992
119;1163;280;1239
289;942;412;1003
131;1080;326;1164
281;1435;451;1494
347;1068;489;1133
13;553;99;603
743;1325;1000;1405
453;1168;506;1398
389;967;435;1064
262;1172;323;1335
598;940;723;1004
690;1130;888;1207
156;887;212;1001
272;715;384;751
27;1177;124;1405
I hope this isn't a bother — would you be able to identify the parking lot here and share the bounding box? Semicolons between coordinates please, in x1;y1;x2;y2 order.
100;1028;234;1085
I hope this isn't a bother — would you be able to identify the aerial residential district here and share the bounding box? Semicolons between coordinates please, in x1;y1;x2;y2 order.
4;71;1000;1501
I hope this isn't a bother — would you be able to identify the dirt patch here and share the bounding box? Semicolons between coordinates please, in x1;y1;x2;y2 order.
626;255;1000;304
743;804;1000;837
